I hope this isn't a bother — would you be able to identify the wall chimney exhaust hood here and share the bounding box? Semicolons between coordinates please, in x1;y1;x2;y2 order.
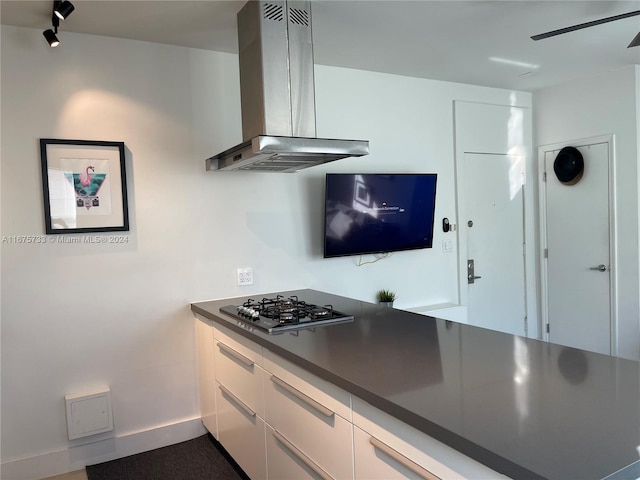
205;0;369;173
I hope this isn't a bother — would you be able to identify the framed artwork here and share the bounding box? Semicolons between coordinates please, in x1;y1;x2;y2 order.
39;139;129;234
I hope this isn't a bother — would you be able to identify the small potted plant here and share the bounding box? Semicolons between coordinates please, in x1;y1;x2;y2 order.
377;289;396;307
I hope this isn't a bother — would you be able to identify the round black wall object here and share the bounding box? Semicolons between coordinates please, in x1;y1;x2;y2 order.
553;146;584;185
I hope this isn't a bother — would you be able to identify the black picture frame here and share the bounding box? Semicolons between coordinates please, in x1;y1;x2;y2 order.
39;139;129;234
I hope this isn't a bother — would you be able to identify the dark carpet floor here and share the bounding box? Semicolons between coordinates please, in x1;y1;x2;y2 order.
86;434;248;480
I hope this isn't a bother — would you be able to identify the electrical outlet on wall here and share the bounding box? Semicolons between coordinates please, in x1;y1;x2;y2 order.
236;267;254;286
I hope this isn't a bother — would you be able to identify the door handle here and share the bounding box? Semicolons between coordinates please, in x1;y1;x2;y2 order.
270;375;334;418
467;259;481;284
218;342;254;367
589;264;608;272
218;384;256;418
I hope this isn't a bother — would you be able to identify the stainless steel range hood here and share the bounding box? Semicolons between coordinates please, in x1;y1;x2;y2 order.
206;0;369;173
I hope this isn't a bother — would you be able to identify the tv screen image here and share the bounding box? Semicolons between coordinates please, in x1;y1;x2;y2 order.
324;173;438;258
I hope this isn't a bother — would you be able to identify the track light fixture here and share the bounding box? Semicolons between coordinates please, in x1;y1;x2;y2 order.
54;1;74;20
42;4;61;48
42;1;74;48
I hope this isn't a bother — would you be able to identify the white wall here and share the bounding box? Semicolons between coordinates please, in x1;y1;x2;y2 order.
533;65;640;360
301;68;532;306
1;25;530;477
1;27;224;479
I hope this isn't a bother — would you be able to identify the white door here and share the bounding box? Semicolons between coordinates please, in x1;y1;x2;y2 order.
463;153;526;336
542;141;611;355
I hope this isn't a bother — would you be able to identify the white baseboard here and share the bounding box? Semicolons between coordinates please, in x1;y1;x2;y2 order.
1;416;206;480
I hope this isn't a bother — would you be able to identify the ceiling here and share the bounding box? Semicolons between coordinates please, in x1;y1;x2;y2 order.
1;0;639;91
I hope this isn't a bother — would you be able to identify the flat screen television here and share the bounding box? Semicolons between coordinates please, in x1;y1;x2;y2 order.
324;173;438;258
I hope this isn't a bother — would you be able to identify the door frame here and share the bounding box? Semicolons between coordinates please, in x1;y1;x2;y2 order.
537;134;617;353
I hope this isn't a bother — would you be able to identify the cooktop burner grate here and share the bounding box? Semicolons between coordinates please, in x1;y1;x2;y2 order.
219;295;354;333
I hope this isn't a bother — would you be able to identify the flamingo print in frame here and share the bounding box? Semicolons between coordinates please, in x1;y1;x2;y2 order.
39;139;129;234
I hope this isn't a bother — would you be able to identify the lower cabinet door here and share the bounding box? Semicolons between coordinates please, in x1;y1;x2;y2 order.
216;382;267;480
266;424;338;480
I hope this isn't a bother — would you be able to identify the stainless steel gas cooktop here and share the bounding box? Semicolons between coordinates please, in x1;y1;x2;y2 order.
219;295;354;333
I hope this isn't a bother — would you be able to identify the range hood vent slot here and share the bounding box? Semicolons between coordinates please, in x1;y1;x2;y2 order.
206;0;369;173
289;8;309;26
263;3;283;21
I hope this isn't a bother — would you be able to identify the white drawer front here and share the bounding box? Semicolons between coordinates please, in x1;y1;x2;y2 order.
352;398;507;480
214;324;262;366
263;350;351;419
266;424;342;480
265;373;353;479
215;339;264;415
216;381;267;480
355;425;441;480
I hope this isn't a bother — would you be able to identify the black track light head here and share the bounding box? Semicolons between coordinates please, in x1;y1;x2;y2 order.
43;29;60;47
44;2;61;47
54;0;74;20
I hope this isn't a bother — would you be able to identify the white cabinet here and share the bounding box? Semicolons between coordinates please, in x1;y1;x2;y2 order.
352;398;507;480
214;324;267;480
194;316;217;437
195;316;505;480
263;350;353;480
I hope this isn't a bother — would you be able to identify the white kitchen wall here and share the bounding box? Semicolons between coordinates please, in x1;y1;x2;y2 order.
1;25;531;477
533;66;640;360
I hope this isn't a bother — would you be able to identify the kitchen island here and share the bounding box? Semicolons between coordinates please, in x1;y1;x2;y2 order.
191;289;640;480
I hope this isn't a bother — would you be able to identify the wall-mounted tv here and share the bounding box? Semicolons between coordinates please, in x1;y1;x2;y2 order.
324;173;438;258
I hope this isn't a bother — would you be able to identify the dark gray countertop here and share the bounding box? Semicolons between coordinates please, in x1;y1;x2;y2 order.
191;289;640;480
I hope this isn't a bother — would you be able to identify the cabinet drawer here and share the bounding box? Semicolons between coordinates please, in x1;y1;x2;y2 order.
216;380;267;480
352;398;506;480
355;425;442;480
263;350;351;419
214;324;263;366
266;424;343;480
265;372;353;479
214;337;264;416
